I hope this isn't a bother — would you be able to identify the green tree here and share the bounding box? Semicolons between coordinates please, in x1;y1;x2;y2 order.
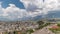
37;20;44;25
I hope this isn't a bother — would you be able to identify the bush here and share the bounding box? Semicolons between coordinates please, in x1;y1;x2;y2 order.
49;27;60;33
37;23;51;30
57;24;60;27
37;21;44;25
26;29;34;34
49;28;57;33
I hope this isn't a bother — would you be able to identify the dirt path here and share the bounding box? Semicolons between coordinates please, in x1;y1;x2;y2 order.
32;24;55;34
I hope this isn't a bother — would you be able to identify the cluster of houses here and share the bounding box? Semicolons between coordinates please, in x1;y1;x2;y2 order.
0;21;38;34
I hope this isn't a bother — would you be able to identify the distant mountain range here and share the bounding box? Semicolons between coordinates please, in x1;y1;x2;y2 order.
46;10;60;18
0;10;60;21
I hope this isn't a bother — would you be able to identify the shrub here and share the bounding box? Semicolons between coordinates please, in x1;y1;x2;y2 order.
57;24;60;27
37;20;44;25
26;29;34;34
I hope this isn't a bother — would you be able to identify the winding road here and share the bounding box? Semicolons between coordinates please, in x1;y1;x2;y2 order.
32;24;55;34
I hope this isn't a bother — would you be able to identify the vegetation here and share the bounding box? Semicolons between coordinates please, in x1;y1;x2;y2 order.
49;23;60;34
57;23;60;27
26;29;34;34
36;20;51;30
24;21;51;34
37;20;44;25
39;23;51;29
49;28;60;34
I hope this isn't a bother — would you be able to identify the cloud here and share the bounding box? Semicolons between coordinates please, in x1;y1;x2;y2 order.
44;0;58;10
20;0;45;10
6;4;43;18
20;0;43;7
2;4;28;19
1;0;60;20
20;0;48;18
20;0;60;15
0;3;42;20
20;0;43;10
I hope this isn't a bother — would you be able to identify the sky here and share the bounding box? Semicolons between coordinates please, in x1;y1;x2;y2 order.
0;0;60;21
0;0;25;8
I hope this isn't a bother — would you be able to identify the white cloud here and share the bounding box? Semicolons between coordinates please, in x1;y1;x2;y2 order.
0;0;60;20
3;4;28;19
20;0;43;10
6;4;43;18
20;0;60;15
44;0;58;10
0;3;42;20
20;0;48;15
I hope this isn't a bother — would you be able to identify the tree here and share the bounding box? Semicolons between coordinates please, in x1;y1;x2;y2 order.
37;20;44;25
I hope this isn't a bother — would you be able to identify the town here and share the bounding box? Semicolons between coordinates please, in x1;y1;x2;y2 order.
0;21;39;34
0;18;59;34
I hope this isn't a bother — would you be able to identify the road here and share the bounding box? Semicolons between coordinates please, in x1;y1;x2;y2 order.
32;24;55;34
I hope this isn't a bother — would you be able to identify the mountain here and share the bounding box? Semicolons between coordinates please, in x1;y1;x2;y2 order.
46;10;60;18
31;15;42;21
0;10;60;21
